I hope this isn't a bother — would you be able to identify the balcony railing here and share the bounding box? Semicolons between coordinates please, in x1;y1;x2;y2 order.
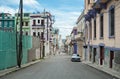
74;33;83;41
99;0;109;3
32;25;44;29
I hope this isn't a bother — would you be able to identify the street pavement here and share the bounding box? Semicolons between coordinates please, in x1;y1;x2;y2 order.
0;53;119;79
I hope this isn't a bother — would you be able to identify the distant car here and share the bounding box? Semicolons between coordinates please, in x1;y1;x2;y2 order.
71;54;81;62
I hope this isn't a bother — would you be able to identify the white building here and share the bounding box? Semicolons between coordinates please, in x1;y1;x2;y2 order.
30;12;54;57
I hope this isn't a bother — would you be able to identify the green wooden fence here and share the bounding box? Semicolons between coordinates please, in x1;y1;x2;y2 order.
0;31;32;70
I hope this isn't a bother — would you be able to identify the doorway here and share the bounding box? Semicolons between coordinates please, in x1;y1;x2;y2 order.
93;48;96;63
100;46;104;65
110;51;114;68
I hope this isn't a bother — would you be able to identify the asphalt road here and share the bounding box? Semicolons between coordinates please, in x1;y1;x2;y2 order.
0;53;118;79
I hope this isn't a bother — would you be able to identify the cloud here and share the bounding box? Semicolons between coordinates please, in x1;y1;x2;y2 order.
23;0;43;11
0;0;43;13
0;0;84;39
0;6;17;15
51;9;81;38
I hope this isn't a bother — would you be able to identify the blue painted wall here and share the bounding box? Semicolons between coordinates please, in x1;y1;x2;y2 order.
74;43;77;54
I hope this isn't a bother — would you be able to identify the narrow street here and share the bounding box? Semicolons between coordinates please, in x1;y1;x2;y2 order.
0;53;117;79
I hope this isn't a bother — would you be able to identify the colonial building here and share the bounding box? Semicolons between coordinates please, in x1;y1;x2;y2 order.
0;13;15;31
30;11;54;57
70;27;78;54
65;35;72;55
15;13;30;35
75;11;85;60
84;0;120;72
30;13;44;37
50;28;59;55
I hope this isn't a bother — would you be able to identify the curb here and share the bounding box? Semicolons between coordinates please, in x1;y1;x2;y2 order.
0;59;41;77
82;62;120;79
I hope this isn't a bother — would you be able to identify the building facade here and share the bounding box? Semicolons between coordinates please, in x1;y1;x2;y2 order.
0;13;15;31
65;35;73;55
50;28;59;55
84;0;120;72
75;11;85;60
71;27;78;55
30;11;54;57
15;13;30;35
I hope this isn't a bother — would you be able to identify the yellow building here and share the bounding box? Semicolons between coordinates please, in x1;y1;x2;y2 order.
75;11;85;60
84;0;120;72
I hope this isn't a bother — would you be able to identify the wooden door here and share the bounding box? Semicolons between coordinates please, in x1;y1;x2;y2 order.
100;46;104;65
110;51;114;68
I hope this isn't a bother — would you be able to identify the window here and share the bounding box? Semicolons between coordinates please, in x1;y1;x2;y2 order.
41;32;44;39
94;18;96;39
38;20;40;23
0;22;1;26
25;22;28;26
4;21;7;27
33;32;36;36
74;29;77;35
109;6;115;37
33;20;36;25
9;21;12;27
100;14;104;38
26;32;28;35
41;20;44;25
22;22;24;26
90;21;92;39
24;13;29;17
38;32;40;37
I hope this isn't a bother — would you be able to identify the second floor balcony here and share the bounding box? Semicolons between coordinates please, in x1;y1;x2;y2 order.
32;25;45;29
74;32;83;41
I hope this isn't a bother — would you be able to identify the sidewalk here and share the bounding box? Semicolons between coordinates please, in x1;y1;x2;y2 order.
82;61;120;79
0;59;41;77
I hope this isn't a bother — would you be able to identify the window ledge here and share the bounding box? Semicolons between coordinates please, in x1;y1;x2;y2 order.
109;36;115;39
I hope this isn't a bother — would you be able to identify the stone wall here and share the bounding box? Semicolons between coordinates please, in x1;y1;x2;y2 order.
28;37;40;62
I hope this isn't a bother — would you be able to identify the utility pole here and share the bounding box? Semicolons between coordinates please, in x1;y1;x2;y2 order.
42;9;46;58
18;0;23;68
47;15;48;41
41;9;55;57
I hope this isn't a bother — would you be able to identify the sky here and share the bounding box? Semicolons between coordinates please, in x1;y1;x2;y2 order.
0;0;84;39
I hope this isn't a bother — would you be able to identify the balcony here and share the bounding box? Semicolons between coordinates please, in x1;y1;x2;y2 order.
99;0;109;3
32;25;44;29
65;38;71;45
75;33;83;41
93;1;101;9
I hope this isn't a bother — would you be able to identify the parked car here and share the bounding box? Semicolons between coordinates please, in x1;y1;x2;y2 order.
71;54;81;62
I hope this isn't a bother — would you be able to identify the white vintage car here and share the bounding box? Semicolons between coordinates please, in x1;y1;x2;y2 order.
71;54;81;62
